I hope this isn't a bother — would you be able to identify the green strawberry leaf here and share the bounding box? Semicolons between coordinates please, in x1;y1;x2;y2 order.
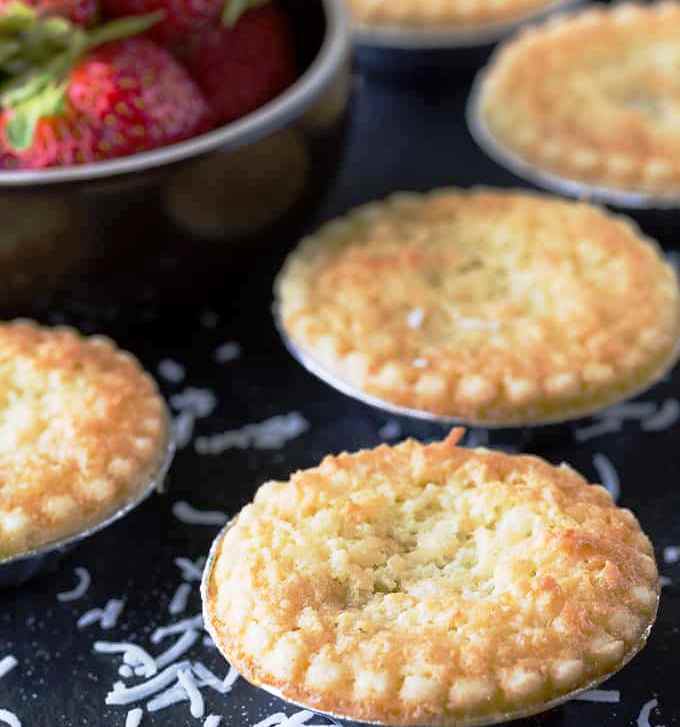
85;10;164;48
5;79;65;149
222;0;268;26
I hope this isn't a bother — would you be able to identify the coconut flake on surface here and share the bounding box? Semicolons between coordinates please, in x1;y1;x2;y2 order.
105;662;191;705
378;420;401;440
574;689;620;703
252;714;287;727
168;583;192;616
574;418;621;442
663;546;680;564
57;567;91;602
146;684;190;712
204;717;222;727
151;615;203;644
601;401;657;421
215;342;241;363
637;698;662;727
174;412;195;449
77;608;105;629
101;599;125;630
0;709;21;727
178;668;205;719
94;642;157;679
642;399;680;431
119;665;134;678
154;629;200;671
0;656;17;680
158;359;186;384
195;412;309;454
125;707;143;727
170;388;217;418
172;501;228;526
192;662;238;694
174;557;205;582
406;308;424;329
593;453;621;502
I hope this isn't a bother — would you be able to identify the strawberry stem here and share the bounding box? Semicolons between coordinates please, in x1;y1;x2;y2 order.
222;0;268;26
85;10;164;48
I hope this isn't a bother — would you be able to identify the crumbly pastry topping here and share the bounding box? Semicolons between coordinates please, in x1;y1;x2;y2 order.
205;430;659;726
348;0;560;30
0;321;169;559
477;2;680;196
275;189;680;422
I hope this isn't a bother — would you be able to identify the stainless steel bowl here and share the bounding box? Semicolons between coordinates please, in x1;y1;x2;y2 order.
0;411;175;588
0;0;352;319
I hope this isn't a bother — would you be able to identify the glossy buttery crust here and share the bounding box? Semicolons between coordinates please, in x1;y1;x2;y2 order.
348;0;560;30
205;430;659;726
0;321;169;559
478;2;680;196
275;189;680;423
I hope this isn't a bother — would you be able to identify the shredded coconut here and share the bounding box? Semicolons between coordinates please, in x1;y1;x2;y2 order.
378;420;401;440
172;501;228;526
158;359;186;384
155;629;200;671
174;412;195;449
170;388;217;418
0;709;21;727
0;656;17;680
105;662;191;705
195;412;309;454
146;684;190;712
178;668;205;719
637;698;662;727
252;714;287;727
642;399;680;431
574;418;621;442
174;557;205;582
168;583;192;616
406;308;424;329
574;689;620;703
77;609;104;629
215;342;241;363
204;717;222;727
601;401;657;421
101;599;125;630
125;708;143;727
593;453;621;502
151;615;203;644
192;662;238;694
119;665;134;678
94;642;157;679
57;567;91;602
663;546;680;564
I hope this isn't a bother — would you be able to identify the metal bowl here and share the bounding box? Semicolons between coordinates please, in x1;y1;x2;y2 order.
0;0;351;320
0;410;175;588
353;0;582;78
202;518;659;727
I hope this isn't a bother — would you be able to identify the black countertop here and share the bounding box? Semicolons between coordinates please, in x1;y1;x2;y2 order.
1;53;679;727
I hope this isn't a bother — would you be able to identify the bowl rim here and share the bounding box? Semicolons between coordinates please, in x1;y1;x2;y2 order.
0;0;350;187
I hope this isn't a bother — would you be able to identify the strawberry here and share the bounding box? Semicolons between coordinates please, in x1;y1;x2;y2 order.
0;0;98;25
185;1;296;125
0;9;213;167
99;0;224;45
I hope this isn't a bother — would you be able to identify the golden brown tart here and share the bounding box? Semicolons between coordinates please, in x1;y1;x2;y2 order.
476;2;680;197
204;430;659;726
348;0;565;33
275;188;680;423
0;321;170;559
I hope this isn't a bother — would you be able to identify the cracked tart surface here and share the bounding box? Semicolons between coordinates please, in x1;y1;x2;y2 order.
0;321;170;559
204;430;659;726
275;189;680;423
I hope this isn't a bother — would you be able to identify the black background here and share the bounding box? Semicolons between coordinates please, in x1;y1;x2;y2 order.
1;41;679;727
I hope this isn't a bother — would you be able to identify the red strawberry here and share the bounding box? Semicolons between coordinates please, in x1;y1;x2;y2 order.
1;37;213;168
185;2;296;125
100;0;223;45
0;0;98;25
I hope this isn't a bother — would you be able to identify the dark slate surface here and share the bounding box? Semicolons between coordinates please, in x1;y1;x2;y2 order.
1;49;679;727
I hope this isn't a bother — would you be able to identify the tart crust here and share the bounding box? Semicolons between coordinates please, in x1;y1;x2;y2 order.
275;188;680;422
348;0;564;31
0;321;170;559
477;2;680;196
205;430;659;726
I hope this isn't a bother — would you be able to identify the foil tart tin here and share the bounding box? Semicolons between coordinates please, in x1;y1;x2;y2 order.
202;518;659;727
0;411;175;589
